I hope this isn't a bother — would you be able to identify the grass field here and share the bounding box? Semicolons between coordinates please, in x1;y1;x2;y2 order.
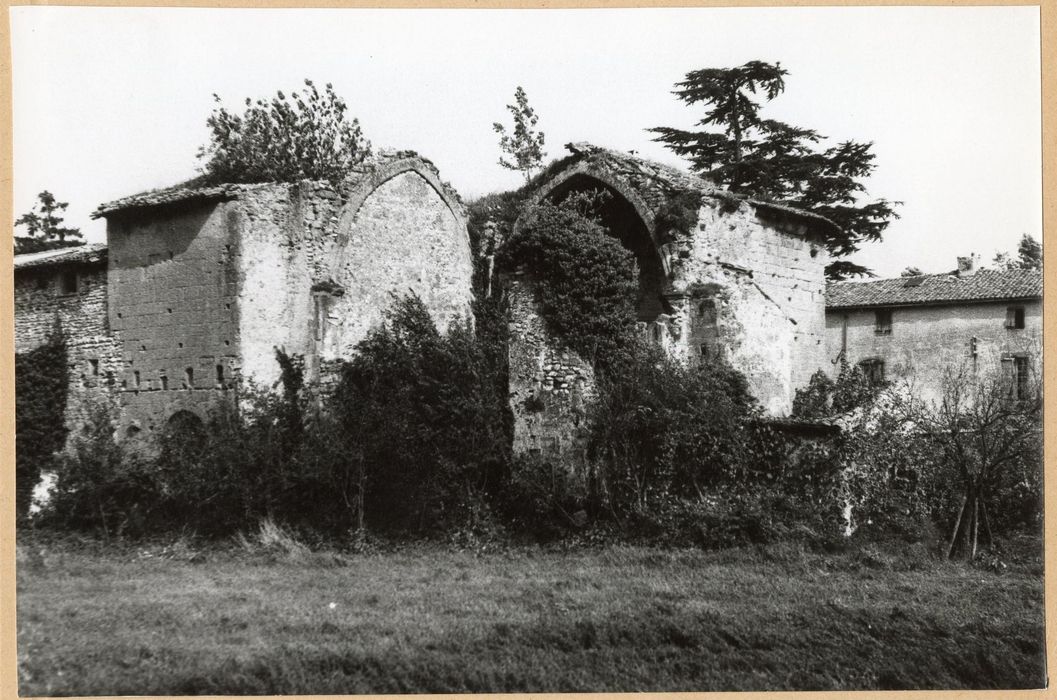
16;534;1046;695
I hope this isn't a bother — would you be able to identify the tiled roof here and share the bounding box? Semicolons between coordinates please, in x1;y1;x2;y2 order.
93;182;251;218
13;243;108;270
826;268;1042;309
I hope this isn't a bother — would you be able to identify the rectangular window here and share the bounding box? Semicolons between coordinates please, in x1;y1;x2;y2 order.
216;364;225;386
874;309;892;335
133;370;141;388
858;359;885;386
1006;306;1025;330
60;270;78;294
88;358;99;376
184;368;194;389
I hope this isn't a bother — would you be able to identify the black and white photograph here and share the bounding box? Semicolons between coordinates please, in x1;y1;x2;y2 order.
9;4;1046;695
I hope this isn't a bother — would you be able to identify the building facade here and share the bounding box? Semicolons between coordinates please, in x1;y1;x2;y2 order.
825;257;1042;405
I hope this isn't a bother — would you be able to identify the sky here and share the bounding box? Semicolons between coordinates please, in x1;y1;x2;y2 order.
9;6;1042;278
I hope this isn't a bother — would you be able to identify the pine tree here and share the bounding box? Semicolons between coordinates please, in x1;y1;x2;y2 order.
14;191;83;254
493;86;547;182
650;61;900;280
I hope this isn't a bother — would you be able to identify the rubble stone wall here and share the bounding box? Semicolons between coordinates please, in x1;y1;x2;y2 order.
14;262;121;434
506;273;595;469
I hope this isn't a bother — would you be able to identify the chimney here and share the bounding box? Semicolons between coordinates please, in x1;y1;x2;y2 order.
956;254;978;277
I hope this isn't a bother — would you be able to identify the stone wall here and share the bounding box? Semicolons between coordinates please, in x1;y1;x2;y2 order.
827;300;1043;405
106;202;242;434
506;273;595;468
14;261;121;434
679;199;829;415
95;154;474;433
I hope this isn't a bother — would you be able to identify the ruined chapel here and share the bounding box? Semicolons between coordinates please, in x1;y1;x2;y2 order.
14;143;838;459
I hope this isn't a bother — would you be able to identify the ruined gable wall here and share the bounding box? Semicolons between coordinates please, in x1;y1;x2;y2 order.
14;264;121;433
682;200;829;415
827;301;1042;406
318;169;474;361
106;202;241;433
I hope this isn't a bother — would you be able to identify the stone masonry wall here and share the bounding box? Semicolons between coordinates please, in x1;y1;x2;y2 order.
678;199;829;415
106;203;241;434
14;263;122;435
506;272;595;469
317;169;474;363
827;300;1043;406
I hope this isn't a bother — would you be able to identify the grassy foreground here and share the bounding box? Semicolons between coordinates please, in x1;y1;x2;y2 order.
17;535;1046;695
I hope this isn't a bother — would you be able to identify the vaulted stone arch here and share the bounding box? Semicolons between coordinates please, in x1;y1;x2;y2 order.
515;157;679;324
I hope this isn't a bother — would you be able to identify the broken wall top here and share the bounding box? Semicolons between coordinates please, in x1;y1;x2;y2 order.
550;142;840;241
92;150;465;223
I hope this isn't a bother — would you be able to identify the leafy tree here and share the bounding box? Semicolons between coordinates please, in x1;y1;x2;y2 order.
900;266;924;277
493;86;547;182
907;362;1042;559
14;191;84;254
992;234;1042;271
197;79;371;186
650;61;899;280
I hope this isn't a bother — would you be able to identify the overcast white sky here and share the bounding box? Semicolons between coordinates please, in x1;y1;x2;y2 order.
10;6;1041;277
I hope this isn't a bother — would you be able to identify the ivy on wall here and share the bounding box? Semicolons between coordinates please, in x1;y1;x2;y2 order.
15;323;69;517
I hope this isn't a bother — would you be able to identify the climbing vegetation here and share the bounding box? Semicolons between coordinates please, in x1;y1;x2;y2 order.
15;325;69;518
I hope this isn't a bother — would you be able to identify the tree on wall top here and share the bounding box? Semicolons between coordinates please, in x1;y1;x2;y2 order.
197;79;371;186
991;234;1042;271
649;61;900;281
493;86;547;182
14;191;84;255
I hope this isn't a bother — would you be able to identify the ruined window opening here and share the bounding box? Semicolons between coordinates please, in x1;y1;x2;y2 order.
1006;306;1025;330
160;374;169;390
89;358;99;376
874;309;892;336
858;358;885;386
105;372;115;387
652;324;662;342
184;368;194;389
216;364;225;386
60;270;78;294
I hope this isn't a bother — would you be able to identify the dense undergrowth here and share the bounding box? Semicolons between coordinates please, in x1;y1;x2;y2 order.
18;189;1043;559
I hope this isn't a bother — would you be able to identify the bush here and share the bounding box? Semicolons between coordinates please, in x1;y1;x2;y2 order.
497;193;639;370
589;340;763;519
197;79;370;186
15;327;69;518
326;294;508;534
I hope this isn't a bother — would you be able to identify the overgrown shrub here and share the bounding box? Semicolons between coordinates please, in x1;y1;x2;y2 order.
497;193;639;370
47;399;157;537
15;325;69;518
589;340;763;520
326;294;508;534
197;79;370;186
